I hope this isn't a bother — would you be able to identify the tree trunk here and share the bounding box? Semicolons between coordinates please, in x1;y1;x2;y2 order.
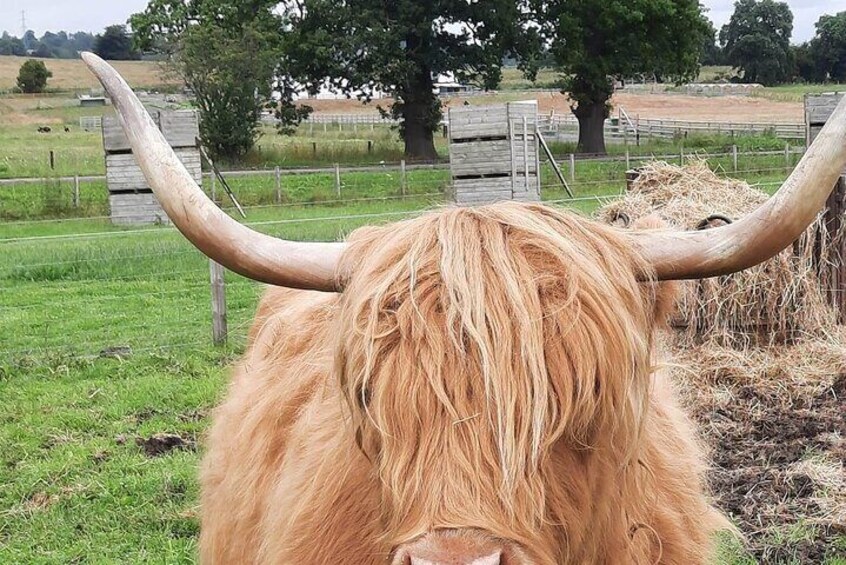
400;69;439;162
403;103;438;161
574;101;608;155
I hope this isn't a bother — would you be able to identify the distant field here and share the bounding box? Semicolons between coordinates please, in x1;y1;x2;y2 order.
753;83;846;103
0;56;182;92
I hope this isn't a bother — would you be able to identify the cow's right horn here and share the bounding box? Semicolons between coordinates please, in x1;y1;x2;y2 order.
82;52;346;292
629;93;846;281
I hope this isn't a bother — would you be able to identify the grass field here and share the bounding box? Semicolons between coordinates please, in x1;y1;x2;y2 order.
5;153;842;563
0;55;180;93
1;79;844;564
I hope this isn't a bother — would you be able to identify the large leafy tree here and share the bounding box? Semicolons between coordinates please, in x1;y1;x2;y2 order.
720;0;793;86
94;25;140;61
810;12;846;83
532;0;709;154
287;0;537;161
131;0;307;160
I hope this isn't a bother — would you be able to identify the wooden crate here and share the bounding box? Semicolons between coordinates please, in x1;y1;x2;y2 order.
804;93;846;323
102;110;201;226
448;101;541;206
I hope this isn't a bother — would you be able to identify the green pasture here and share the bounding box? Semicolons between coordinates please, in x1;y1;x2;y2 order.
1;86;843;564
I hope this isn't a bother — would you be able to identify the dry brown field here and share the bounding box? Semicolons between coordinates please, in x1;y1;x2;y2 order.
0;55;181;91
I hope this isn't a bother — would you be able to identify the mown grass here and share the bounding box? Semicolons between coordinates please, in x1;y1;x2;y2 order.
0;153;814;563
2;85;842;564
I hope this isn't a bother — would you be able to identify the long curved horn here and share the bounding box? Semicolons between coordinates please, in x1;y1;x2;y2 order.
630;94;846;281
81;52;345;291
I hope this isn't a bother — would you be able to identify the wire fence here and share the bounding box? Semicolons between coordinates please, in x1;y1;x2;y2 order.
0;149;828;364
0;146;806;222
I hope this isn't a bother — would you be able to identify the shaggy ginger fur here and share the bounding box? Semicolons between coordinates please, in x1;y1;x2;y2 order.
199;202;726;564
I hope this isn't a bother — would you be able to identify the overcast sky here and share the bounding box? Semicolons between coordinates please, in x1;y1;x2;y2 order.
1;0;845;44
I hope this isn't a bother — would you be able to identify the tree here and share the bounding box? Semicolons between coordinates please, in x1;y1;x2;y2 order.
0;33;26;56
131;0;305;160
16;60;52;93
792;43;824;83
288;0;537;160
701;19;724;66
810;12;846;83
720;0;793;86
94;25;139;60
532;0;709;154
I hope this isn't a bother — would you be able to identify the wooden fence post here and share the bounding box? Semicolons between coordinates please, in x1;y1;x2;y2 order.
732;145;738;173
209;260;227;345
400;159;407;196
72;175;80;208
274;166;282;204
334;163;341;197
785;142;791;172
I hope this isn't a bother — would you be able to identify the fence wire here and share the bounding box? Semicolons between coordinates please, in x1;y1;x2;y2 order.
0;152;825;363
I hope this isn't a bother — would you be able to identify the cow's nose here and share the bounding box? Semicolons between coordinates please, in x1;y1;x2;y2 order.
408;550;501;565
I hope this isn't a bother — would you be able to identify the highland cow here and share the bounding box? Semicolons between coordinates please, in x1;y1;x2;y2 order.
82;52;846;565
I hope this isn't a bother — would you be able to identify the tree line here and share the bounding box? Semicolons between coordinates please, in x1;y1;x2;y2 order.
7;1;846;159
0;26;139;61
703;0;846;86
129;0;711;159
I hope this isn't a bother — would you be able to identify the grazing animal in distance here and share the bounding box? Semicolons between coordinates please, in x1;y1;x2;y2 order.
82;51;846;564
36;126;51;133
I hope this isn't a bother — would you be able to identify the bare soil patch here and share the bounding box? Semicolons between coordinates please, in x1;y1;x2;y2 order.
136;433;196;457
303;91;803;124
673;341;846;564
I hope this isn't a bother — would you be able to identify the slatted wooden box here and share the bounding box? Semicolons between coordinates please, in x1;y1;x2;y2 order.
805;93;846;322
102;110;201;225
448;101;541;206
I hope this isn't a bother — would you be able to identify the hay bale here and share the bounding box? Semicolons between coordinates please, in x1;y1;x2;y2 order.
599;160;840;347
601;160;846;558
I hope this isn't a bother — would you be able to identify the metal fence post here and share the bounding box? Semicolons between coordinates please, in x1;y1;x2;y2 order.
569;153;575;184
209;260;227;345
400;159;407;196
732;145;738;172
334;163;341;197
72;175;80;208
274;166;282;204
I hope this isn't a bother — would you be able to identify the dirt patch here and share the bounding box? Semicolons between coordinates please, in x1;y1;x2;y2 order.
674;343;846;563
302;90;803;123
136;433;196;458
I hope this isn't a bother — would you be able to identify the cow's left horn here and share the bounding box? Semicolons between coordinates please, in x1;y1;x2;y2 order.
628;93;846;281
81;52;346;291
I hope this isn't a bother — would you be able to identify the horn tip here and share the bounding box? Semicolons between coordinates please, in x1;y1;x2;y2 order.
80;51;103;71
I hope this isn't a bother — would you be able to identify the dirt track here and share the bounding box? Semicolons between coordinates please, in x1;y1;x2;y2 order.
304;91;804;124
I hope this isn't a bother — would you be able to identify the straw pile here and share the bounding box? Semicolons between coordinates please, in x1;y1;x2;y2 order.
598;160;839;347
598;160;846;561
